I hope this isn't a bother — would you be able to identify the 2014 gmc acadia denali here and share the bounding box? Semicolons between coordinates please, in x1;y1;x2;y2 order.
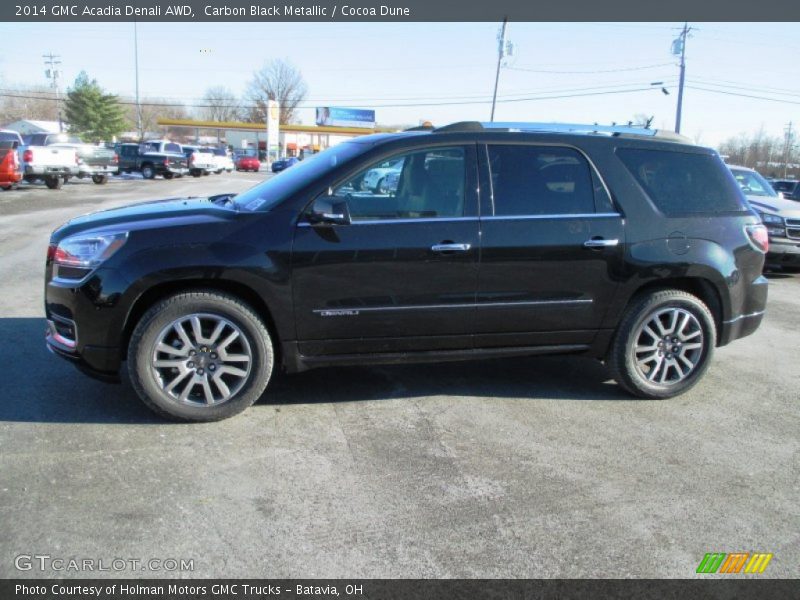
45;122;769;421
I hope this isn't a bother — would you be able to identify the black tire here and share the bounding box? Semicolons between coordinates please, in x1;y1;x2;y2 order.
192;169;202;177
1;185;12;191
141;164;155;179
163;172;175;180
44;175;62;189
203;171;210;176
607;289;716;399
128;291;274;422
91;174;108;185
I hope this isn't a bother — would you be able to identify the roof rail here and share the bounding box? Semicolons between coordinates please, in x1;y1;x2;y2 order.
433;121;692;143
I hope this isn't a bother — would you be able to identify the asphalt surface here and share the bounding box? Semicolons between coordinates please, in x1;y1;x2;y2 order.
0;173;798;579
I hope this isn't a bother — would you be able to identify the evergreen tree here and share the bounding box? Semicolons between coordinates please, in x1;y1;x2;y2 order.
64;72;128;141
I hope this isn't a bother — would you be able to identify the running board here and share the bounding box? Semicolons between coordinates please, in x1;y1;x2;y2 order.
293;344;590;371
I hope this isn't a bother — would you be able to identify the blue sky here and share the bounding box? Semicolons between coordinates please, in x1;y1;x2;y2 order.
0;21;798;145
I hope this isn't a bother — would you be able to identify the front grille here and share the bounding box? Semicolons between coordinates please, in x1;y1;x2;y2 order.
786;218;800;240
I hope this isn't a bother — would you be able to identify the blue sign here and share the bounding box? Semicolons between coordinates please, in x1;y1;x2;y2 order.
316;107;375;128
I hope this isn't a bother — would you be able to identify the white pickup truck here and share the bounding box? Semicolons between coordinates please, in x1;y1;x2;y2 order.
19;134;78;189
211;147;234;174
182;145;217;177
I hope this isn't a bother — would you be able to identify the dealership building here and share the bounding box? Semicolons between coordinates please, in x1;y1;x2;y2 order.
157;108;387;158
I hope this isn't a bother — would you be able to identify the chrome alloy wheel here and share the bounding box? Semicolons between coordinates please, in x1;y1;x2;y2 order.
633;307;704;385
150;313;252;406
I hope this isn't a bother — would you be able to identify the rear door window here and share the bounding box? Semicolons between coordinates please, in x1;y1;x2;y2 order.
617;147;746;214
486;145;611;216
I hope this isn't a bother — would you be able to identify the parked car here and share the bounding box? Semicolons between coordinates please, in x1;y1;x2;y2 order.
116;141;188;179
47;142;117;184
769;179;800;201
271;156;299;173
44;121;768;421
182;145;216;177
0;130;23;191
360;158;403;193
234;151;260;172
211;147;234;173
18;134;78;189
730;165;800;268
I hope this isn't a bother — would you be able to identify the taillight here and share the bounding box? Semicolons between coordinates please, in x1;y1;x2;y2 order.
11;151;19;169
112;153;119;164
163;157;170;166
46;243;57;265
745;224;769;253
75;154;80;165
22;149;33;162
189;154;194;165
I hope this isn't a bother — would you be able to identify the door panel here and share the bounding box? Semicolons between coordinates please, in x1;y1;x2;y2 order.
475;143;624;346
292;144;479;356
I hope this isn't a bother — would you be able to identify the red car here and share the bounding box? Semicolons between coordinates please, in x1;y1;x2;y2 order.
0;130;23;190
235;153;260;172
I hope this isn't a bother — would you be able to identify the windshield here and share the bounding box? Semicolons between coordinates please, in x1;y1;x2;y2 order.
232;142;368;212
730;168;778;197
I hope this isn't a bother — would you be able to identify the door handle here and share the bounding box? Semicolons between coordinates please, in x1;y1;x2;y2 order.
431;243;471;253
583;238;619;248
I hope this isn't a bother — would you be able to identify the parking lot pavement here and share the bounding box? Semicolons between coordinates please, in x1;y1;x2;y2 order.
0;175;798;578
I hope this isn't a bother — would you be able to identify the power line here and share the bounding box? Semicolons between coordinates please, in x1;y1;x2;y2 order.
506;62;674;75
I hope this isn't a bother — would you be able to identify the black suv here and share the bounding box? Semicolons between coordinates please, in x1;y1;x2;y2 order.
45;122;769;421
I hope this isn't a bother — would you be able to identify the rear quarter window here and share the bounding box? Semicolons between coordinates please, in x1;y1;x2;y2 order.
616;147;746;215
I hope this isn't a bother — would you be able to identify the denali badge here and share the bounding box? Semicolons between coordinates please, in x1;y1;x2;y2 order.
318;309;360;317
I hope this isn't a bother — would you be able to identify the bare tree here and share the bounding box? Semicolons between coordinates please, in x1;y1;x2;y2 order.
122;98;190;139
201;86;241;122
0;83;60;124
245;59;307;125
718;127;792;177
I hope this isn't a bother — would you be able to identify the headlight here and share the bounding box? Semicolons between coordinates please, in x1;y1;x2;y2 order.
758;212;783;225
50;231;128;268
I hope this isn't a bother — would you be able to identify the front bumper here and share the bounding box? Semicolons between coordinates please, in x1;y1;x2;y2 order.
46;323;120;383
766;237;800;265
45;267;128;381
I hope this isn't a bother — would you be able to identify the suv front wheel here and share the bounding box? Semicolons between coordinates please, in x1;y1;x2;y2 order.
608;290;716;399
128;291;273;421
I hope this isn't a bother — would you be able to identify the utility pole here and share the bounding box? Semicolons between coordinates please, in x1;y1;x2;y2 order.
672;22;693;134
782;121;794;179
43;53;62;132
490;17;508;122
134;21;143;140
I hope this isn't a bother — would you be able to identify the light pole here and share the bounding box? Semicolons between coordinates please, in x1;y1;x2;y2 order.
672;23;693;134
43;53;62;132
134;21;143;140
490;17;508;122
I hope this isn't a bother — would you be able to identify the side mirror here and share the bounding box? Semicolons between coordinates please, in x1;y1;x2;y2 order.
308;197;351;226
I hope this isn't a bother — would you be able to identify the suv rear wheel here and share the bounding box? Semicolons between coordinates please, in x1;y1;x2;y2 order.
128;291;273;421
608;290;716;399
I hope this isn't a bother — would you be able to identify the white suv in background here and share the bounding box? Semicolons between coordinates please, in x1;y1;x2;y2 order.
211;147;234;173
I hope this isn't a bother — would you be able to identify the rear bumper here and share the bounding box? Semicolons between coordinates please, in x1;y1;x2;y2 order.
161;166;188;175
719;274;768;346
0;172;22;185
74;164;117;177
24;165;71;176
